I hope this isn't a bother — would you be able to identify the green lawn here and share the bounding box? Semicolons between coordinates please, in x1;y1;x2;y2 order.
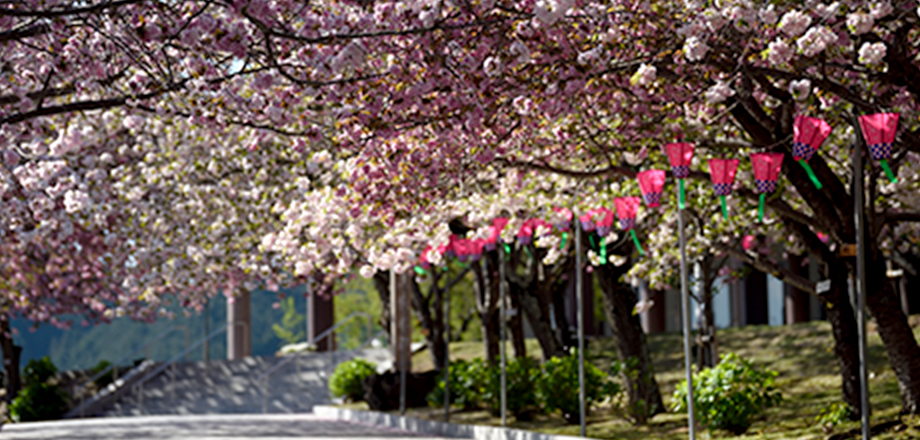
385;316;920;439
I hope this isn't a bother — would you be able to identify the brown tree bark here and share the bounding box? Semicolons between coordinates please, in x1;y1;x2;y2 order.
373;271;391;335
512;279;568;361
823;259;862;417
507;287;527;359
865;254;920;414
475;255;500;363
0;317;22;402
406;274;447;371
595;260;664;425
696;255;721;369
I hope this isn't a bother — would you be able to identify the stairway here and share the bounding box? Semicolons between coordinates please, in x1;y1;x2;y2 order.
92;348;392;417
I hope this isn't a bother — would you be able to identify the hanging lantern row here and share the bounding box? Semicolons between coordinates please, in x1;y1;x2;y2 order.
416;113;900;268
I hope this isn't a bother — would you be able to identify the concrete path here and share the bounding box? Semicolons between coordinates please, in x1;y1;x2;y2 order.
0;414;449;440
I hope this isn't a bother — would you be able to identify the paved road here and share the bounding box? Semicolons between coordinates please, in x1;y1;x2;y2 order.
0;414;449;440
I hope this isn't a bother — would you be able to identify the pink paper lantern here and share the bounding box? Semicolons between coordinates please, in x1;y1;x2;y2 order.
454;237;472;262
484;217;509;251
750;152;783;222
579;212;596;231
792;115;832;162
858;112;900;183
665;142;695;178
468;239;485;261
858;113;899;160
708;158;739;196
614;197;641;230
595;207;614;237
750;152;784;194
637;169;667;207
517;219;535;245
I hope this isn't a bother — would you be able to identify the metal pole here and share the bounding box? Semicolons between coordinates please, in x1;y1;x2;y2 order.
678;199;697;440
395;270;407;415
204;298;210;362
498;245;507;427
852;115;872;440
444;268;451;423
575;219;586;437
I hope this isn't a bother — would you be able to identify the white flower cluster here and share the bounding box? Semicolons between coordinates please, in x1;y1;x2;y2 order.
796;26;837;57
631;63;657;87
778;10;811;38
858;42;887;65
766;38;794;66
704;80;735;104
684;36;710;62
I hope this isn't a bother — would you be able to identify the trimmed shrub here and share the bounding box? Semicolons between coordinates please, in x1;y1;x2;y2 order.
23;356;57;384
426;359;488;410
483;357;542;419
672;352;782;435
537;351;612;424
11;357;67;422
329;359;377;402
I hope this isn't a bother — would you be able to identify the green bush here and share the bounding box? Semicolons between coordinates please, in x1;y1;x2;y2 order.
815;402;855;434
427;359;488;410
11;357;67;422
671;352;782;435
90;360;115;389
23;356;58;385
329;359;377;402
537;351;613;424
483;357;542;419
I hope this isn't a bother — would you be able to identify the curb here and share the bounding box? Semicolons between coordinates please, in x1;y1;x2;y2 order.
313;405;597;440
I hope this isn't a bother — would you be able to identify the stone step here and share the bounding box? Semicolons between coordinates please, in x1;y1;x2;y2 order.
94;348;391;416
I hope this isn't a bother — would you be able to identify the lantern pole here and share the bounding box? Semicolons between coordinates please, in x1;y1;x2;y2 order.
444;266;451;423
852;114;871;440
575;214;586;437
678;187;697;440
498;244;507;427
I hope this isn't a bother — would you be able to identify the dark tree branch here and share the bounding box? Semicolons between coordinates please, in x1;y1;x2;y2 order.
0;0;146;17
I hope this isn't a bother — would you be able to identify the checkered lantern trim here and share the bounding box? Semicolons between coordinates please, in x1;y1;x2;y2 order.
713;182;732;196
597;225;610;237
642;191;662;207
580;219;596;231
792;141;816;162
755;179;777;194
619;218;635;230
868;142;893;161
671;165;690;178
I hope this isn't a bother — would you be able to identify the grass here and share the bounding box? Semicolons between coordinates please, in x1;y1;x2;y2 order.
357;315;920;439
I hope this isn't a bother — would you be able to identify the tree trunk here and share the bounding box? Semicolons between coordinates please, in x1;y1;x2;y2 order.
514;281;568;361
596;263;664;425
821;259;862;417
407;274;447;371
475;255;500;363
864;254;920;414
697;259;719;369
552;279;574;350
373;271;391;335
507;287;527;358
0;317;22;402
